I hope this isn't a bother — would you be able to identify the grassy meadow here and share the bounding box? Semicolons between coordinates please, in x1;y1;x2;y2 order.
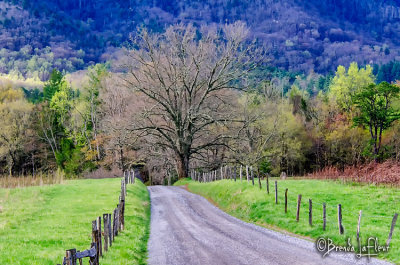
175;178;400;263
0;178;150;265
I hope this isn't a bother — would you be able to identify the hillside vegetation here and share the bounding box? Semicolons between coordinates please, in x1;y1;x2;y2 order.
2;0;400;78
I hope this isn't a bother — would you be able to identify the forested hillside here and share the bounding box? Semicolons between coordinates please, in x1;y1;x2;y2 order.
2;0;400;80
2;22;400;184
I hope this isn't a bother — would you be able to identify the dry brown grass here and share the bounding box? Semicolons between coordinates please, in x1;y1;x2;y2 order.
307;160;400;186
83;166;122;179
0;171;64;188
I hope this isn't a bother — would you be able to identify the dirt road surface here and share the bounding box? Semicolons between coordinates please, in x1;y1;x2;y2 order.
147;186;392;265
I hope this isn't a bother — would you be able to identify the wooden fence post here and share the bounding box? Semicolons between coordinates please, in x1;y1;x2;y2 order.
240;165;242;182
246;165;249;182
258;169;261;189
108;213;112;246
97;216;102;257
274;181;278;204
285;188;288;213
251;166;254;186
386;213;398;247
122;178;126;197
266;175;269;194
120;199;125;231
357;210;362;242
309;199;312;226
113;207;119;236
89;242;97;265
323;203;326;231
296;195;302;222
92;220;100;265
338;204;344;234
234;165;237;182
66;249;77;265
103;214;109;252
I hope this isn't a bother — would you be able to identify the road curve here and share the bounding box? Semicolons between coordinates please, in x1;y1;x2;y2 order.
147;186;392;265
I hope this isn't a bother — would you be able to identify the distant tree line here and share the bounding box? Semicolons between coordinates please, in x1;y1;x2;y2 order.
1;24;400;183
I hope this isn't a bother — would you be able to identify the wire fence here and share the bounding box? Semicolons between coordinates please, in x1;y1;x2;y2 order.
190;165;399;247
57;172;136;265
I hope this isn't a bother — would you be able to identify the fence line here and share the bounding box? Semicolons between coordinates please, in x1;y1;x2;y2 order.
57;171;136;265
189;165;399;247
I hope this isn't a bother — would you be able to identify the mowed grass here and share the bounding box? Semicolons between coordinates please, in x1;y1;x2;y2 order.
0;178;150;265
175;178;400;264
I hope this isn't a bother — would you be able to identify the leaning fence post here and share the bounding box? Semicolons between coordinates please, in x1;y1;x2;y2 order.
323;203;326;231
258;169;262;189
387;213;398;247
296;194;302;222
309;199;312;226
338;204;344;234
66;249;77;265
285;188;288;213
357;210;362;241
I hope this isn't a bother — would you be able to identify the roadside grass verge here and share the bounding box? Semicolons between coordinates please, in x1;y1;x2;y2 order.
0;178;150;265
175;178;400;263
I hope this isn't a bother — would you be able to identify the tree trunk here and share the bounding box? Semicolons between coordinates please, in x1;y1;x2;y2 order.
176;153;189;179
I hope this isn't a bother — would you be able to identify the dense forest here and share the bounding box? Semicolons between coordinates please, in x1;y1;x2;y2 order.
2;0;400;81
1;22;400;183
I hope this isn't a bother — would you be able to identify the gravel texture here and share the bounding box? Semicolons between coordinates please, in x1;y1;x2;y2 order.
147;186;392;265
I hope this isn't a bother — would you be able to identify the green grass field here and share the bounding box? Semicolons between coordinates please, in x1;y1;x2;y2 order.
0;178;150;265
175;178;400;264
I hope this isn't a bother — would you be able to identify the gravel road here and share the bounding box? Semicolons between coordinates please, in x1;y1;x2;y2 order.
147;186;392;265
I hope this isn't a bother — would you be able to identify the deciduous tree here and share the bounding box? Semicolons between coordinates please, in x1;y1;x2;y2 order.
352;82;400;159
122;23;260;178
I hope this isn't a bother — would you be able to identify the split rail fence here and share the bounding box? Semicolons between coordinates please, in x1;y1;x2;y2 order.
57;171;136;265
190;165;398;247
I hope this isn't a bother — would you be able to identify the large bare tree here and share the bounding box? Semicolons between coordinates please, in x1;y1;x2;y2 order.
122;22;260;178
